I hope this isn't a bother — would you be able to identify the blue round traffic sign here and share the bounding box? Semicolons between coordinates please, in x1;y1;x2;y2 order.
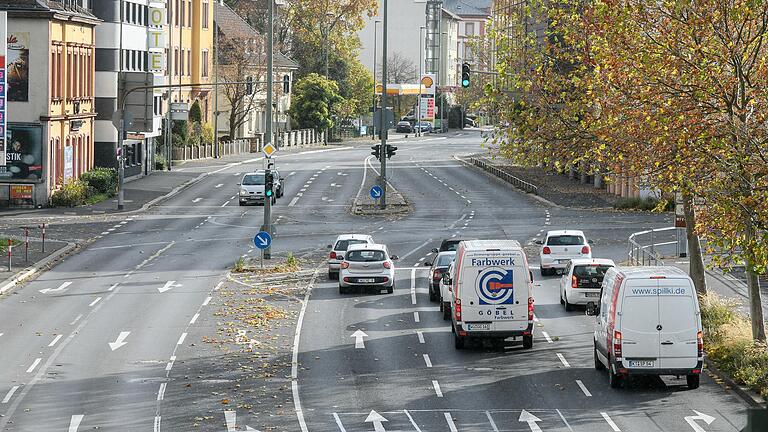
370;185;383;200
254;231;272;249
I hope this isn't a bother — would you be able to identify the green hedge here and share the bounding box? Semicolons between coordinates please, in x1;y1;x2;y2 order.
51;179;88;207
80;168;117;196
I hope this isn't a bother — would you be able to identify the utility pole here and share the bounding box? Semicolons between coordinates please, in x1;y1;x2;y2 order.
263;0;274;259
379;0;388;209
418;26;425;137
371;20;379;140
213;0;219;158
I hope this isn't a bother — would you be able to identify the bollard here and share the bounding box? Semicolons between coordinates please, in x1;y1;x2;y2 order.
7;238;11;272
24;228;28;262
40;223;46;253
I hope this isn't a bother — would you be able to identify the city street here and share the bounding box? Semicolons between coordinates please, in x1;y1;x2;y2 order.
0;132;750;431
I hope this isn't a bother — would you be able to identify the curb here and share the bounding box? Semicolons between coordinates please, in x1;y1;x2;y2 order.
0;241;78;296
705;358;766;407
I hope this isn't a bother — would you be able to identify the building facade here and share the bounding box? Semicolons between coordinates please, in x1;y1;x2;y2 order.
168;0;213;120
0;0;99;207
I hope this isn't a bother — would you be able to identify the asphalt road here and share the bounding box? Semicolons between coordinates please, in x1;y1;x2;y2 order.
0;132;749;431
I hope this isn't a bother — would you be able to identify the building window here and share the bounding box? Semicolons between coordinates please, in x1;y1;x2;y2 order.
176;0;180;26
188;0;193;27
201;49;209;77
174;48;179;75
465;22;475;37
202;1;209;29
187;50;192;77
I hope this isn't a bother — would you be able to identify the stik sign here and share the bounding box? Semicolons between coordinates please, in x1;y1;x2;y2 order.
0;11;7;167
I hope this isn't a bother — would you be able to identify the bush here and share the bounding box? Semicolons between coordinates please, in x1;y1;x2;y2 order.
155;154;168;170
80;168;117;195
614;196;672;211
189;100;202;124
51;179;88;207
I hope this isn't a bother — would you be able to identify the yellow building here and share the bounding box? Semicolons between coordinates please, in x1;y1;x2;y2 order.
0;1;100;207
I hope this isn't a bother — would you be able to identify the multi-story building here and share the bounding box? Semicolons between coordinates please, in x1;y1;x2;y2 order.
443;0;491;75
0;0;100;207
92;0;166;179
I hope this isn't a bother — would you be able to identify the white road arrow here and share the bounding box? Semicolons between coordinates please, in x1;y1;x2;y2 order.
224;410;259;431
364;410;388;432
519;410;543;432
108;331;130;351
39;281;72;294
684;410;716;432
158;280;182;293
351;329;368;349
68;414;84;432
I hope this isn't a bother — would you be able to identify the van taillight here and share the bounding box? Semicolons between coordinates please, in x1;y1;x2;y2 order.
613;331;622;359
340;262;349;269
542;246;551;254
528;297;534;321
581;245;590;254
697;331;703;357
455;298;462;321
571;276;578;288
330;251;337;259
383;261;391;269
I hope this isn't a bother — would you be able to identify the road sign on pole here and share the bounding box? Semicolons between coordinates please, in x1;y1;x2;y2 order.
370;185;383;200
263;143;277;158
254;231;273;250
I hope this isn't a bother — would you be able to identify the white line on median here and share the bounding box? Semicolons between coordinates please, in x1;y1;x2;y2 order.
190;313;200;324
108;283;118;291
403;410;423;432
202;296;212;306
414;312;420;323
1;386;19;403
48;335;63;347
68;414;84;432
601;412;621;431
154;416;161;432
542;331;553;343
26;358;41;373
411;268;417;305
157;383;167;401
70;314;83;325
417;331;425;344
576;380;592;396
221;200;230;207
423;354;432;368
89;297;102;307
288;196;300;207
556;353;571;368
444;412;458;432
165;356;176;371
485;411;500;432
177;332;187;345
214;281;223;291
432;380;443;397
332;413;347;432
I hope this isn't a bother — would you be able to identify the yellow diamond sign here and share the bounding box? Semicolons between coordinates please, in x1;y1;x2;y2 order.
263;143;277;158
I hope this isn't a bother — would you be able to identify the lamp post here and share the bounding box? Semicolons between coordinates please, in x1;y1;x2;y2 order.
417;25;425;137
371;20;381;140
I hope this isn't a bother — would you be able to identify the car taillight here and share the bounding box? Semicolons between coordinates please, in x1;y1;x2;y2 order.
697;331;703;357
528;297;534;321
613;331;622;359
329;251;337;259
571;275;578;288
542;246;551;254
383;261;391;269
581;245;590;254
454;298;462;321
340;262;349;269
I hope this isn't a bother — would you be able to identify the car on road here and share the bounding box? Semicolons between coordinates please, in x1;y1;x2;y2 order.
431;238;471;254
537;230;593;276
395;121;413;133
449;240;534;350
464;118;477;128
327;234;374;279
559;258;616;311
238;171;277;206
414;121;433;133
338;243;398;294
440;261;455;320
425;251;455;302
587;266;703;389
273;169;285;198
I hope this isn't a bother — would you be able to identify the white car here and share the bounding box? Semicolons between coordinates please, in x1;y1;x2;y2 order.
537;230;593;276
559;258;615;311
439;261;455;320
327;234;374;279
338;243;397;294
238;171;282;205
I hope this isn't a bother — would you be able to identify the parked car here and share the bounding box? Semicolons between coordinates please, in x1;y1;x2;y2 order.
425;251;455;302
440;262;455;320
464;118;477;128
273;169;285;198
560;258;616;311
414;122;433;133
536;230;593;276
587;266;703;389
238;171;277;206
431;238;471;254
395;121;413;133
338;243;398;294
327;234;374;279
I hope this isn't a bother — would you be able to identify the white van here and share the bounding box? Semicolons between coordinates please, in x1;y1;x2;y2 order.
587;266;703;389
449;240;534;350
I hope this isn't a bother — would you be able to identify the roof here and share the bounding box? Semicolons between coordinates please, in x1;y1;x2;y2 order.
336;234;373;241
611;266;689;279
437;251;457;257
347;243;387;252
443;0;492;18
461;240;523;250
546;230;586;236
0;0;99;21
569;258;616;266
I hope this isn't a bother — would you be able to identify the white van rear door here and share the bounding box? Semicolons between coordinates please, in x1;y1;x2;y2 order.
620;279;660;367
658;280;699;369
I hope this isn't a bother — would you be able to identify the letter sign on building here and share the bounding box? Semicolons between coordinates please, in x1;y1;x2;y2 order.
148;4;166;74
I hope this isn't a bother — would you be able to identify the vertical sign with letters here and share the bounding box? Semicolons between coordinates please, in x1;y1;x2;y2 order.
148;3;166;73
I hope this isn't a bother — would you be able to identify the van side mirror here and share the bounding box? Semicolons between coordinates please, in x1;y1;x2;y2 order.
586;302;599;316
431;248;439;253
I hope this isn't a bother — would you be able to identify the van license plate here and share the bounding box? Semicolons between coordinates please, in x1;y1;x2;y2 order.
358;278;375;283
468;323;490;331
585;292;600;298
628;360;655;367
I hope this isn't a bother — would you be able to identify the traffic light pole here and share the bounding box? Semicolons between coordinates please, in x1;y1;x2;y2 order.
379;0;388;209
264;0;274;258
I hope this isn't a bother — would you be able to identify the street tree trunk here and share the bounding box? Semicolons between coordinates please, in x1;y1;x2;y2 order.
745;222;766;343
683;193;707;296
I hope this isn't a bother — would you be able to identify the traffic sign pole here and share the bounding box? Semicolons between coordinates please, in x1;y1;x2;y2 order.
380;0;388;209
264;0;274;259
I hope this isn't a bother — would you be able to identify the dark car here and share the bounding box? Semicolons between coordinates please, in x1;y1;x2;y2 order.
431;238;471;254
424;251;456;302
395;121;413;133
414;121;433;133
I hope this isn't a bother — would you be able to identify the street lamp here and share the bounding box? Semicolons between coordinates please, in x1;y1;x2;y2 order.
417;25;426;137
372;20;381;140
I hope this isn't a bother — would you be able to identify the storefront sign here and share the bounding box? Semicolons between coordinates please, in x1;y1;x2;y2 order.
9;183;32;199
7;32;29;102
421;74;436;96
1;124;43;180
420;96;435;120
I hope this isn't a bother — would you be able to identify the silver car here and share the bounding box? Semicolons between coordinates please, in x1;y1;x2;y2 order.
327;234;374;279
338;243;398;294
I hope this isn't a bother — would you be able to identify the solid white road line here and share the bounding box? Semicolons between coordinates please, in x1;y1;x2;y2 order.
154;415;161;432
68;414;84;432
202;296;212;306
411;268;417;305
157;383;167;401
417;331;425;344
556;353;571;368
1;386;19;403
423;354;433;368
176;332;187;345
332;413;347;432
576;380;592;397
291;271;316;432
403;410;424;432
48;335;63;347
165;356;176;371
444;412;458;432
26;358;41;373
190;313;200;324
601;412;621;431
486;411;500;432
432;380;443;397
414;312;420;323
88;297;102;307
542;331;553;343
288;196;300;207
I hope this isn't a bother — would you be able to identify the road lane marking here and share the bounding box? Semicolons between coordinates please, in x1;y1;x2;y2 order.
154;416;161;432
0;333;3;337
214;281;223;291
542;331;553;343
417;331;425;344
26;358;41;373
39;281;72;294
432;380;443;397
601;413;621;431
108;331;130;351
291;270;317;432
108;283;119;291
221;200;230;207
177;332;187;345
234;172;241;176
403;410;423;432
556;353;570;367
89;297;102;307
411;268;417;305
444;413;458;432
423;354;432;367
190;313;200;324
215;183;223;188
556;409;575;432
48;335;63;347
414;312;420;323
486;411;500;432
166;356;176;371
1;386;19;403
576;380;592;396
70;314;83;325
68;414;84;432
193;198;202;203
332;413;347;432
288;196;300;207
202;296;212;306
157;383;167;401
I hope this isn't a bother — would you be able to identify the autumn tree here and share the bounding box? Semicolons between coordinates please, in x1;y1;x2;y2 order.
218;29;267;139
289;73;343;130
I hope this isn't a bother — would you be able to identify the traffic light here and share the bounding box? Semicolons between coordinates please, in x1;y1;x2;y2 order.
461;62;471;88
371;144;381;160
246;76;254;94
386;144;397;159
264;170;274;198
283;75;291;93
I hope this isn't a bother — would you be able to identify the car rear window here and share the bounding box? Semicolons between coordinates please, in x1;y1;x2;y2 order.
346;250;386;262
547;235;585;246
574;265;613;279
436;254;454;267
334;239;368;251
440;241;462;252
242;174;265;185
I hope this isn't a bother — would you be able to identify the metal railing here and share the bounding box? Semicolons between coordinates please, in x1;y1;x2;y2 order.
627;227;683;266
468;157;539;194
